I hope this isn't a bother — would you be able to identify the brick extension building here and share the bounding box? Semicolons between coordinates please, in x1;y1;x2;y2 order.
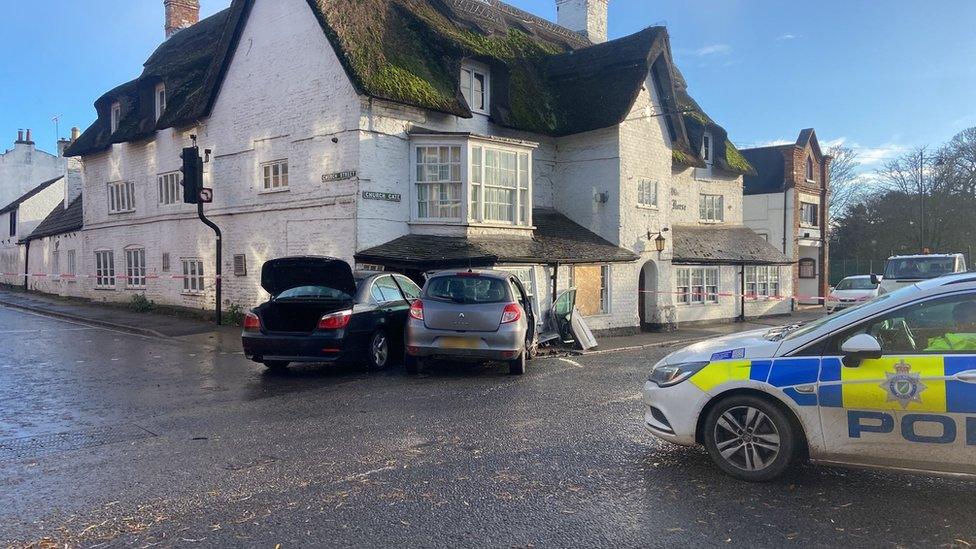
741;129;831;305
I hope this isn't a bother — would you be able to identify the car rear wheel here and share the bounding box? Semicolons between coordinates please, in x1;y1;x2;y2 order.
702;395;795;482
263;360;290;372
508;352;526;376
367;330;391;371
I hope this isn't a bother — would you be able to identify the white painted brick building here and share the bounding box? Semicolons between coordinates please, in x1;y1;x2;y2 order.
56;0;790;334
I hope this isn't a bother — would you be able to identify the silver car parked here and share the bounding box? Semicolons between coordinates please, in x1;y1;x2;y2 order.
405;270;536;375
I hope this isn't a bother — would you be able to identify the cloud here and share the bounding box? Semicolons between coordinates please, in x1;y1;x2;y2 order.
777;33;801;40
695;44;731;56
752;139;793;147
821;137;847;149
851;142;906;166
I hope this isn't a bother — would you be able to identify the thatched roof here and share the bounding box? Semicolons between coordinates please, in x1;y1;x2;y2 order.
66;0;747;174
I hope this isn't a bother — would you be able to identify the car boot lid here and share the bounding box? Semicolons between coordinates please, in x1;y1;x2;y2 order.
261;256;356;297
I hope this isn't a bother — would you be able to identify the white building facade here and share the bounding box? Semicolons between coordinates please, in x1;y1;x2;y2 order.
58;0;790;333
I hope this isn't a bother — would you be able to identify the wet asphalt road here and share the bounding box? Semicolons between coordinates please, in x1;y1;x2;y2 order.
1;306;975;548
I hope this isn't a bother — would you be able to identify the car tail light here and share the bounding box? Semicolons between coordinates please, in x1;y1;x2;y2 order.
409;299;424;321
243;312;261;332
501;303;521;324
456;271;481;277
318;309;352;330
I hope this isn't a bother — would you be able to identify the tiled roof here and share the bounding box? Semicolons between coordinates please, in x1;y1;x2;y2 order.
24;196;83;242
740;146;788;195
0;176;63;215
672;225;792;265
356;209;638;269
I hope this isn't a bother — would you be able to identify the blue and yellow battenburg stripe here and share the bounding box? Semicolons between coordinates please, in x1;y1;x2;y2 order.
689;356;976;413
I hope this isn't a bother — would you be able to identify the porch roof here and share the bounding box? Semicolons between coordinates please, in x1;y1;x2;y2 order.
672;225;792;266
355;209;638;270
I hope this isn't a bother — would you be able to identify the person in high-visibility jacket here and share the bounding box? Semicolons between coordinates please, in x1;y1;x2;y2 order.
926;300;976;350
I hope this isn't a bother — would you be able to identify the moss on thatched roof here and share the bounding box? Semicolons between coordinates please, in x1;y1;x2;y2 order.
66;6;241;157
67;0;747;173
670;70;755;176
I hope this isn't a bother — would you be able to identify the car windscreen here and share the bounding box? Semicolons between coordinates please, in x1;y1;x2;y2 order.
782;283;922;341
883;258;955;280
276;285;352;300
425;275;509;304
836;278;878;290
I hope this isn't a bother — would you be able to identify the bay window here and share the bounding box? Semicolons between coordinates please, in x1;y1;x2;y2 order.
412;137;534;227
416;146;462;219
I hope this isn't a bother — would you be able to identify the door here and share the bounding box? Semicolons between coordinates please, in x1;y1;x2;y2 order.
510;276;536;349
818;291;976;473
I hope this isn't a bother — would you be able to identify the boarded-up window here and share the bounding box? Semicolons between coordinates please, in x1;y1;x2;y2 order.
573;265;609;316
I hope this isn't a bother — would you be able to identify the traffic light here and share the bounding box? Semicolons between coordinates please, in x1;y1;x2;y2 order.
180;146;203;204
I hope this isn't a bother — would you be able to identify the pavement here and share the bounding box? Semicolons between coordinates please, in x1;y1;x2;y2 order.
0;286;825;356
1;302;974;547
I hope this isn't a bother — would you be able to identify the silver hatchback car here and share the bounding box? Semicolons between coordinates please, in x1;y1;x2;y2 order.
405;270;536;375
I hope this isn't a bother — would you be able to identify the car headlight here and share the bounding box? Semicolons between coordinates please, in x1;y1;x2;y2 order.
648;361;710;387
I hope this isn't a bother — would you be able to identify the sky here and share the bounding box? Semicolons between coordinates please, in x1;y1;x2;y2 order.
3;0;976;174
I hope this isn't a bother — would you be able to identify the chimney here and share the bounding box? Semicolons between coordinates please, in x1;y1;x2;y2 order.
71;126;81;142
25;129;33;144
165;0;200;39
16;129;24;143
556;0;609;43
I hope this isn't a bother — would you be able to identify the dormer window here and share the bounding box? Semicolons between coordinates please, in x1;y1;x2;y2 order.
701;133;713;165
110;102;121;133
460;62;489;114
806;157;815;181
155;83;167;122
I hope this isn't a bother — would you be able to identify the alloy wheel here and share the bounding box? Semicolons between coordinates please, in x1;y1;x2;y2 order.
371;332;388;368
713;405;781;472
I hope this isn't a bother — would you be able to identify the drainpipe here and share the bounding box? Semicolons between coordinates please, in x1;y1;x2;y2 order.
550;263;559;308
739;263;746;322
23;240;30;291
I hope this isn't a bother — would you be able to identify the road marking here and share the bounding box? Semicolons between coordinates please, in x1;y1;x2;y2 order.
557;358;583;368
0;327;95;334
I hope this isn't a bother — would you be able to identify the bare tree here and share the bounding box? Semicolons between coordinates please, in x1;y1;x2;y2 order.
826;145;862;219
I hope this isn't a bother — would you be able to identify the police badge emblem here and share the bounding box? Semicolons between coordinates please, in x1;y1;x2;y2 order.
881;360;926;409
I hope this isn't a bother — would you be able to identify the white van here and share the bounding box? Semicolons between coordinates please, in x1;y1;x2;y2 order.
872;253;967;294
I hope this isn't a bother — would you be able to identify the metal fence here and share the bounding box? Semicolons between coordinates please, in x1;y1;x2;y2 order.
829;259;886;286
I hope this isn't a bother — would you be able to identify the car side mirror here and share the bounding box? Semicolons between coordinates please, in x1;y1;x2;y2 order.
840;333;883;368
869;273;881;286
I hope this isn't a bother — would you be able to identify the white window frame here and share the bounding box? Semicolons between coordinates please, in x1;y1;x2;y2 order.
806;157;815;181
154;83;166;122
699;194;724;223
701;133;713;165
746;266;781;299
637;179;658;208
676;266;719;305
51;250;60;277
157;171;182;206
800;201;819;227
66;250;76;281
110;102;121;133
599;264;611;315
470;145;531;226
107;181;136;214
460;62;490;115
94;250;116;289
415;144;463;221
125;247;147;289
181;258;205;295
261;159;289;193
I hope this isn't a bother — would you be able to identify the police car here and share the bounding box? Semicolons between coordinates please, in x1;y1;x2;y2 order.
643;272;976;481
